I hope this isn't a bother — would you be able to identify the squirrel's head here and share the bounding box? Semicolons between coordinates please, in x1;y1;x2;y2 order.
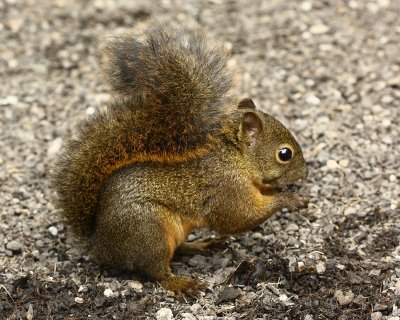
237;98;308;193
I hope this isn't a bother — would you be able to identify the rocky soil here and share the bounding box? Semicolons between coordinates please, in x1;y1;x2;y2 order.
1;0;399;319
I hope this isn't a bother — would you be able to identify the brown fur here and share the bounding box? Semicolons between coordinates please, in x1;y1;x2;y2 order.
53;23;234;239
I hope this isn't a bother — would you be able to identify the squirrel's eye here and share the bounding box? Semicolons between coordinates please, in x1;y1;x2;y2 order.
276;146;293;163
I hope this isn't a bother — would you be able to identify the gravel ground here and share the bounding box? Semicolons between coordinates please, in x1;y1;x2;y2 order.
1;0;399;319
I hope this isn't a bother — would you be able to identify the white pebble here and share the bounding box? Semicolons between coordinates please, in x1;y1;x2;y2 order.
190;303;202;313
103;288;114;297
187;234;197;241
181;313;197;320
382;119;391;128
48;226;58;236
382;136;393;145
349;1;358;9
326;159;338;169
75;297;84;304
156;307;174;320
381;95;393;104
300;1;312;11
316;261;326;274
319;44;334;51
338;159;349;167
372;104;383;113
306;95;321;106
336;264;346;270
0;95;18;105
377;0;390;8
334;289;354;305
344;207;356;215
78;285;88;293
310;24;329;35
279;294;289;302
127;280;143;291
371;312;382;320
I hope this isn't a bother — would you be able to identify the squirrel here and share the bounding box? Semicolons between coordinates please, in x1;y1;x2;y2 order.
53;22;308;294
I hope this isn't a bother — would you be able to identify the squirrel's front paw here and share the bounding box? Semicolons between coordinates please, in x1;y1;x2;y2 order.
281;193;309;211
175;236;229;257
160;275;207;296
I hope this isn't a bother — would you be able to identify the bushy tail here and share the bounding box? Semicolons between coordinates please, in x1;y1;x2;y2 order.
53;22;235;239
102;22;234;153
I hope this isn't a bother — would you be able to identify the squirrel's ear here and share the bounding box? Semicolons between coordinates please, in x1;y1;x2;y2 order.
242;111;262;147
238;98;256;109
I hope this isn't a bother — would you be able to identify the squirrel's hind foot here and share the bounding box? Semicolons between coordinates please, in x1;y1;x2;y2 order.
160;275;207;296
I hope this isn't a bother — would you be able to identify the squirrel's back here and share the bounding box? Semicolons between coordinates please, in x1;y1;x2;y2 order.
53;22;235;239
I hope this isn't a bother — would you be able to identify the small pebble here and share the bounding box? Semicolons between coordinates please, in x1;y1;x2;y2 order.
382;119;391;127
5;240;22;254
127;280;143;291
78;285;88;293
382;136;393;145
369;269;381;276
371;312;383;320
190;303;202;313
377;0;390;8
306;95;321;105
103;288;114;297
316;261;326;274
309;24;329;34
300;1;312;11
286;223;299;232
75;297;84;304
187;234;197;241
181;313;196;320
336;264;346;270
156;308;174;320
326;159;338;170
0;95;18;105
48;226;58;236
381;95;393;104
334;290;354;306
338;159;349;167
26;304;34;320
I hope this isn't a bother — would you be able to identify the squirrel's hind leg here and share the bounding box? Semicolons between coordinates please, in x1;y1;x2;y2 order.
93;200;206;294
